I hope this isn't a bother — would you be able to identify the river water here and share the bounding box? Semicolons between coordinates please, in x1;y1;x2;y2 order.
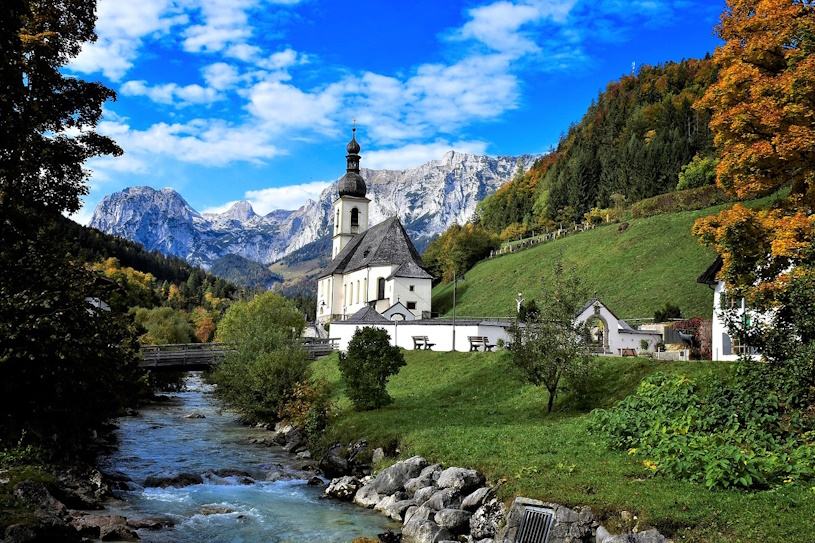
98;374;396;542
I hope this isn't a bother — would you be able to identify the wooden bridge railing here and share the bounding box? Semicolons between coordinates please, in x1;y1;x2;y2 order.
140;343;236;370
140;339;339;370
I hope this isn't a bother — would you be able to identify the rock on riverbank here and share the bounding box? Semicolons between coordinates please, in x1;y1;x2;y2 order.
2;466;145;542
323;456;673;543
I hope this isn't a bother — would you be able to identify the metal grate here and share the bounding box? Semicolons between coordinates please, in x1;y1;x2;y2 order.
515;506;555;543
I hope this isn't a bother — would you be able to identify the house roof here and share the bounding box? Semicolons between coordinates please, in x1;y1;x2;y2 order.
576;297;622;323
318;216;432;280
343;305;390;324
697;256;723;285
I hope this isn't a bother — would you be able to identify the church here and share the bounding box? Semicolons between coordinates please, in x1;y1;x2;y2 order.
316;128;433;324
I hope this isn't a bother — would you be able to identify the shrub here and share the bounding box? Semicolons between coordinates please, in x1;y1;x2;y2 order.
279;378;335;448
676;155;719;191
210;291;309;422
653;302;681;322
338;327;406;411
630;185;732;219
212;345;311;422
589;372;815;490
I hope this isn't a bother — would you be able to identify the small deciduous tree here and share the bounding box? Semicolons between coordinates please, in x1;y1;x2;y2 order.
210;292;309;422
422;223;500;282
338;327;406;411
131;306;196;345
509;259;593;413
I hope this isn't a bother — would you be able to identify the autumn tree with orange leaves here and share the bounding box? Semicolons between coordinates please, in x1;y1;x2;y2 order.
693;0;815;399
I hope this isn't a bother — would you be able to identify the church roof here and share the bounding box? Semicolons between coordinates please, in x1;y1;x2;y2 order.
318;216;432;280
344;305;390;324
389;259;433;280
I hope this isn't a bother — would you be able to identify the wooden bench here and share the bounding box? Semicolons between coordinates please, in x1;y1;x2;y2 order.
468;336;496;352
412;336;435;350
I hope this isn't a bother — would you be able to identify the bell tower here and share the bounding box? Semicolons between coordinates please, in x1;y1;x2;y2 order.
332;122;370;258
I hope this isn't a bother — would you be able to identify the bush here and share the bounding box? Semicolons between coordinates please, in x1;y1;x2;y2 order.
279;378;335;448
212;345;311;422
338;327;406;411
653;302;681;322
630;185;732;219
209;291;309;422
676;155;719;191
589;372;815;490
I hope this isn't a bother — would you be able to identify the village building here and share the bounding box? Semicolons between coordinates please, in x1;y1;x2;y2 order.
697;256;761;361
316;128;433;324
575;298;661;356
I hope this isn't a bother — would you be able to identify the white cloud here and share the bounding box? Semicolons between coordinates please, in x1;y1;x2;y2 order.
181;0;258;54
121;80;223;106
247;81;341;132
244;181;333;214
202;63;241;90
70;0;186;80
67;207;95;227
258;48;307;70
86;154;149;181
364;140;489;170
98;118;282;167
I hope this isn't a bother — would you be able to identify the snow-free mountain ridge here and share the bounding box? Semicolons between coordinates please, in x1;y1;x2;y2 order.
90;151;538;269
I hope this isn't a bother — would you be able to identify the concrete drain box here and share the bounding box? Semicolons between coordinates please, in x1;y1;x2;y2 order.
515;506;555;543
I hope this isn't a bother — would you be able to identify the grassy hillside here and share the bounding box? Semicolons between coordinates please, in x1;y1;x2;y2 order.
313;351;814;542
432;205;725;320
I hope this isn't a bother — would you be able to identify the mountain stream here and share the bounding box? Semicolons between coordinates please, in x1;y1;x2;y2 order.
98;373;396;542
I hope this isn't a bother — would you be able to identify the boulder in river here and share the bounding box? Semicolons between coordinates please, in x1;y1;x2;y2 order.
143;472;203;488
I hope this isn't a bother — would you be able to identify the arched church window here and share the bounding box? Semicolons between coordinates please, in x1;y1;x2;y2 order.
351;208;359;233
377;277;385;300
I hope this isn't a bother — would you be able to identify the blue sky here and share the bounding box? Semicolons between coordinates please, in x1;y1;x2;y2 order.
69;0;725;224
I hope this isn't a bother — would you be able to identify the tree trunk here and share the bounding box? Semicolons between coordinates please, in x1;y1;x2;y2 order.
546;387;556;413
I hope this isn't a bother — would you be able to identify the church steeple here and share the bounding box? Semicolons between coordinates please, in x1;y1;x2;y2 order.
332;123;370;258
338;122;366;198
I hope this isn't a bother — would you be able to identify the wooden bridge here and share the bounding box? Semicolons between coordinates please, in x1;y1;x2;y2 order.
139;339;339;371
140;343;236;371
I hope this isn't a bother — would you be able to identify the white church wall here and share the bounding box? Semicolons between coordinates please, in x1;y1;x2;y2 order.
340;267;375;317
331;321;512;352
391;276;432;319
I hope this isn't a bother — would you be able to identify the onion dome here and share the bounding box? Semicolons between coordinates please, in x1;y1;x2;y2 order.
338;171;367;197
338;125;367;198
346;132;361;155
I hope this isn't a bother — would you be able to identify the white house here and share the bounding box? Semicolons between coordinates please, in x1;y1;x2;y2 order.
316;128;433;324
697;257;762;361
575;298;662;355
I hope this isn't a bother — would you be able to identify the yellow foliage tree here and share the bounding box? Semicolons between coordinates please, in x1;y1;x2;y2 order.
693;0;815;301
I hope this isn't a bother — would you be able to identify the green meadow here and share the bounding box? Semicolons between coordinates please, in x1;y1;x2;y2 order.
313;350;815;542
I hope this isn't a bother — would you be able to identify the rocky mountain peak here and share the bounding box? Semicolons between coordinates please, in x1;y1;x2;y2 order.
223;201;256;222
90;151;540;269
